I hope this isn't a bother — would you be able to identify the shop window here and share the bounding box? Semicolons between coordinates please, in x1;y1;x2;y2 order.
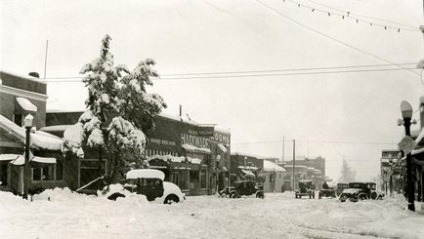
56;160;63;180
32;165;56;181
0;164;8;186
32;168;42;181
180;171;189;190
189;171;199;189
171;172;179;186
14;114;23;126
200;170;207;189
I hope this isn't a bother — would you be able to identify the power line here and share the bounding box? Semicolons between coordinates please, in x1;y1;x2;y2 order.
232;139;397;145
40;66;418;83
254;0;420;77
160;62;416;76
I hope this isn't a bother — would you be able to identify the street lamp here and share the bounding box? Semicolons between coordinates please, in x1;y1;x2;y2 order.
216;155;221;193
23;114;33;200
400;101;415;211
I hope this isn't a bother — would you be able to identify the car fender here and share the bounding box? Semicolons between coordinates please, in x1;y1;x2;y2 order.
155;182;185;204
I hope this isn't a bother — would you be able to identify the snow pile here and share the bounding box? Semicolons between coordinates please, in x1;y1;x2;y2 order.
1;190;424;239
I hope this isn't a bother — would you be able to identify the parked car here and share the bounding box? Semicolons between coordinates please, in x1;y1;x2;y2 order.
219;180;264;199
295;180;315;199
104;169;185;204
336;183;349;196
318;188;336;199
339;188;363;202
339;182;384;202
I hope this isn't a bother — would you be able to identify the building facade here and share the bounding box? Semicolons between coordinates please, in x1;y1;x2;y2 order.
0;71;64;195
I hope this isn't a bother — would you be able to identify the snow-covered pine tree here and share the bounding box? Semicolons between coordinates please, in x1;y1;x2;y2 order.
62;35;166;184
338;159;356;183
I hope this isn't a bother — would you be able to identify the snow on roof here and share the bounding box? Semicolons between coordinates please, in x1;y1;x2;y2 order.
40;125;74;132
126;169;165;180
6;154;57;165
158;113;198;126
214;125;230;134
0;70;46;84
63;123;84;144
263;160;286;172
283;165;307;168
0;114;63;150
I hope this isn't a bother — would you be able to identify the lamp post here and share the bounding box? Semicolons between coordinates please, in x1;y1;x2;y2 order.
400;101;415;211
23;114;33;200
216;155;221;193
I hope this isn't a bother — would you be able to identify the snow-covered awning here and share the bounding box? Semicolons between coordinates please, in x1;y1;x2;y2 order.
0;154;20;162
263;160;286;172
238;165;259;171
217;143;227;153
182;144;211;154
147;154;202;164
0;114;63;150
241;169;255;177
4;154;57;166
16;97;37;113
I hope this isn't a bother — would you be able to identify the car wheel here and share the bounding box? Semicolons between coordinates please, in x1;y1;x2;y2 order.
229;192;238;198
371;192;377;200
107;192;126;201
358;194;367;200
256;191;264;199
164;194;180;204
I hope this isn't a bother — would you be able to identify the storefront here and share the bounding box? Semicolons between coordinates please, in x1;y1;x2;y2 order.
144;114;230;196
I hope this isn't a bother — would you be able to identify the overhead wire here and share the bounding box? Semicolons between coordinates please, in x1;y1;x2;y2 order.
40;64;417;83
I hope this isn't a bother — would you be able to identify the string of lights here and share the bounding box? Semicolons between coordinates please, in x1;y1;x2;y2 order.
282;0;419;32
254;0;420;77
303;0;417;29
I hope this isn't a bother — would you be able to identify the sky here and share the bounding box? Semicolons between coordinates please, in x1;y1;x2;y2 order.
1;0;424;182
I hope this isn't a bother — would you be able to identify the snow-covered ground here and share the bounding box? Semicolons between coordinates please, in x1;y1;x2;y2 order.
1;189;423;239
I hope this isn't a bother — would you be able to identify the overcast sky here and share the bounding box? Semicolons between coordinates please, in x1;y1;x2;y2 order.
1;0;424;182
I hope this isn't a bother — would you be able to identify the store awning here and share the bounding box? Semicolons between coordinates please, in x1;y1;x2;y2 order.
182;144;211;154
0;154;20;162
0;114;62;150
217;143;227;153
241;169;255;177
3;153;57;166
16;97;37;114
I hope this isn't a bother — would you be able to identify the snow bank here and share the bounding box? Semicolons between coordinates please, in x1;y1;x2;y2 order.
1;191;424;239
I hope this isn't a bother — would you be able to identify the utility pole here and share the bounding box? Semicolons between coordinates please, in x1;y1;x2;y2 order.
281;136;285;163
44;40;49;79
292;139;295;191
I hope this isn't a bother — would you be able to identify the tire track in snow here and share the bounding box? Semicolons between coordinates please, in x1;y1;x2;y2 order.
293;224;399;239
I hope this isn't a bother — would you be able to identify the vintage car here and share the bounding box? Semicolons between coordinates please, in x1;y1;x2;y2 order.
103;169;185;204
336;183;349;196
295;180;315;199
318;188;336;199
339;188;363;202
219;180;264;199
339;182;384;202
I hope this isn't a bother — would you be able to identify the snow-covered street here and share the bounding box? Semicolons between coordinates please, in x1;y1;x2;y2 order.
1;189;423;239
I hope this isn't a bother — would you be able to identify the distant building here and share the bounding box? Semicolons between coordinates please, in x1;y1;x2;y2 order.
281;156;326;190
261;160;286;193
230;153;264;185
